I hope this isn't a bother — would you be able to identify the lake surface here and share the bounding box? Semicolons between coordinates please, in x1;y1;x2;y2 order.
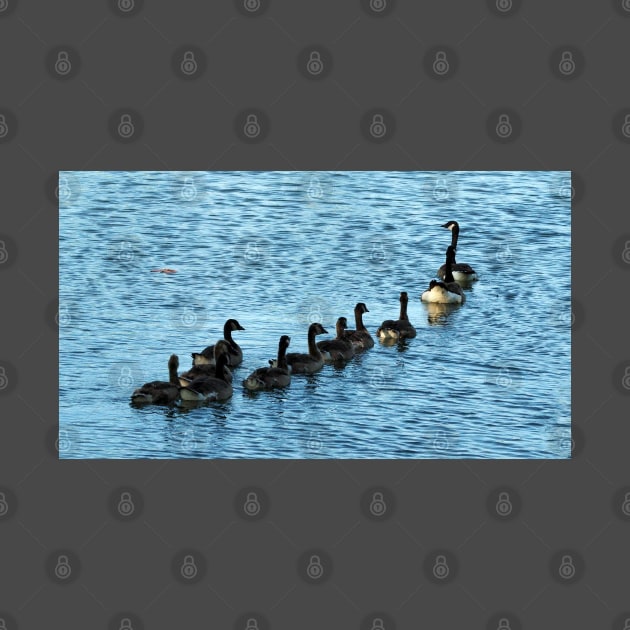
59;170;571;459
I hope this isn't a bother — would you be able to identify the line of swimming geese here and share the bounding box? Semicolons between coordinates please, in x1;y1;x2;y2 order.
130;220;478;405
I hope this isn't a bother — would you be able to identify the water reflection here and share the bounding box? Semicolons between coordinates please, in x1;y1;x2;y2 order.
422;302;463;325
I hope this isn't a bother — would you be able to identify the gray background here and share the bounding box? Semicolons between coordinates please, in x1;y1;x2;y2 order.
1;0;629;628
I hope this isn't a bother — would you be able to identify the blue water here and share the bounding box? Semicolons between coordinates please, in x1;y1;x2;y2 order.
59;170;571;459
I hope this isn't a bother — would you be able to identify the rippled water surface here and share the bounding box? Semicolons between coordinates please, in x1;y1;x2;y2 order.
59;171;571;459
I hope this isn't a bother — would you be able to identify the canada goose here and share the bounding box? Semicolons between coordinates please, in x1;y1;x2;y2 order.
131;354;180;405
421;246;465;304
376;291;417;340
191;318;245;367
342;302;374;350
317;317;355;361
285;322;328;374
180;342;233;402
243;335;291;391
438;221;478;282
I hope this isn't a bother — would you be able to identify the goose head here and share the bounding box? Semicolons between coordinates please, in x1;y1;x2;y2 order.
441;220;459;232
309;322;328;336
335;317;348;336
227;319;245;332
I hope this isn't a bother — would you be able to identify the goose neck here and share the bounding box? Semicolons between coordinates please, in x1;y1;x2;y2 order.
450;226;459;249
277;342;288;370
399;298;408;321
307;328;322;358
168;361;179;385
355;309;366;331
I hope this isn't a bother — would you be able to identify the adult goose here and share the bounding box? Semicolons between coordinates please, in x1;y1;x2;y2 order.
317;317;355;362
422;246;466;304
376;292;416;340
438;220;478;282
191;318;245;367
243;335;291;391
131;354;180;405
180;341;233;402
342;302;374;350
285;322;328;374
